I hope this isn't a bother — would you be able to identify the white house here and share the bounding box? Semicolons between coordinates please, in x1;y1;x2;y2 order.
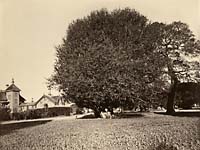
20;94;77;115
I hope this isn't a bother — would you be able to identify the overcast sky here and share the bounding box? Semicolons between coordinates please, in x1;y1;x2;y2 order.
0;0;199;101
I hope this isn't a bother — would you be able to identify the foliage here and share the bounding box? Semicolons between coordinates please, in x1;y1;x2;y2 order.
13;107;71;120
49;8;200;116
0;108;10;121
145;21;200;113
49;8;166;117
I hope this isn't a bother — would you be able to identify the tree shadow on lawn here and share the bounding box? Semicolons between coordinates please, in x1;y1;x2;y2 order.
0;120;52;136
77;112;144;119
154;111;200;117
115;112;145;118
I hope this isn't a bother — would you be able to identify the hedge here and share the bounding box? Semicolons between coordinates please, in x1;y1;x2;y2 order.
0;108;11;121
11;107;72;120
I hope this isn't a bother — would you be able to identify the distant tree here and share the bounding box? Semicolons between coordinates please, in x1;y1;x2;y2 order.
146;21;200;114
49;8;165;117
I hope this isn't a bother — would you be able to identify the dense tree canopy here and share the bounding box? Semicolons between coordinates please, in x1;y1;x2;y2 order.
49;8;200;116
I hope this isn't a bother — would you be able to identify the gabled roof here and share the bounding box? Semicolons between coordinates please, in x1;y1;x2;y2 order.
35;94;74;106
51;96;62;104
6;84;21;92
50;95;74;105
35;94;57;105
19;94;26;104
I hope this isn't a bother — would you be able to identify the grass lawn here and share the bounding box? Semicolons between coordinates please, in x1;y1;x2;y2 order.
0;113;199;150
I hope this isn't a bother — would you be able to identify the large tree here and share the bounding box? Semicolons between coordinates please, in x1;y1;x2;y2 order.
146;21;200;114
49;8;165;117
49;8;200;116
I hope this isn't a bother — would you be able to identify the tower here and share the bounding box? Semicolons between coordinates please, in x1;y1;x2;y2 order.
5;79;21;113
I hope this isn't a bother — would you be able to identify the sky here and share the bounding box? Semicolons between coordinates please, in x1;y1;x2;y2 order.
0;0;200;102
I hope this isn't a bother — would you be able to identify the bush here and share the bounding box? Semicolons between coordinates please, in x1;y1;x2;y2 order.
0;108;11;121
15;107;72;120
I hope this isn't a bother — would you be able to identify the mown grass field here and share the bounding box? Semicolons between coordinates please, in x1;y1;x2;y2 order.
0;113;199;150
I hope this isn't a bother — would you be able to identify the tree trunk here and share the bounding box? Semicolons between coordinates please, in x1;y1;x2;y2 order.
108;107;114;115
94;107;102;118
94;110;101;118
166;77;178;115
166;91;175;114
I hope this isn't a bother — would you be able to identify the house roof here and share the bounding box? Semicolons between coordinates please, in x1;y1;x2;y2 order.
19;94;26;104
50;95;74;105
6;84;21;92
5;79;21;92
35;94;74;106
20;94;76;108
50;96;62;104
35;94;57;105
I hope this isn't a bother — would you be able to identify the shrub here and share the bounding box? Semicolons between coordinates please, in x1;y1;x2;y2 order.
15;107;72;120
0;108;11;121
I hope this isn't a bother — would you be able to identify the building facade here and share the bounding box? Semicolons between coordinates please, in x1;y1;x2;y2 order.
0;79;78;116
0;79;26;113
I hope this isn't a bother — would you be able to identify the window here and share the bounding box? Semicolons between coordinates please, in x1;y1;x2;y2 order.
14;99;18;105
14;92;18;97
8;95;11;100
44;103;48;109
